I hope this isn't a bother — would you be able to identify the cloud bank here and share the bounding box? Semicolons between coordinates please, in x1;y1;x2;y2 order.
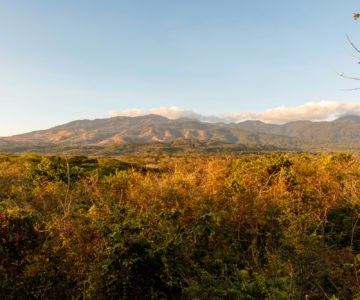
109;106;225;123
109;101;360;124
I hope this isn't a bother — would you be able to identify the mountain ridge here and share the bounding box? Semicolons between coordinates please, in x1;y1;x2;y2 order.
0;114;300;148
2;114;360;151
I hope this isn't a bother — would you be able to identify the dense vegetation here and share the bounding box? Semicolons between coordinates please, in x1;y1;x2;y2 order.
0;139;283;156
1;152;360;299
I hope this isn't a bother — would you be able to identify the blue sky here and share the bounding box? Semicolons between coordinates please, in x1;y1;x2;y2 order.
1;0;360;136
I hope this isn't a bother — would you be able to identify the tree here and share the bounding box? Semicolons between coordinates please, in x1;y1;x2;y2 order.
336;13;360;88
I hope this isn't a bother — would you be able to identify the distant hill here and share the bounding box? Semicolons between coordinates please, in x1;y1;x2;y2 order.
0;115;300;149
2;114;360;153
235;115;360;147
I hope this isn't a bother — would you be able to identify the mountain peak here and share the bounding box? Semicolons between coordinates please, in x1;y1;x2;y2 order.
336;115;360;122
133;114;169;121
3;114;360;149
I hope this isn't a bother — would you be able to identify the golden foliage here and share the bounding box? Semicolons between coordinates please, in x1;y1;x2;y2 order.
1;153;360;298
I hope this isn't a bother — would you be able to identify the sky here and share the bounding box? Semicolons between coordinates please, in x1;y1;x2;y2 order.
1;0;360;136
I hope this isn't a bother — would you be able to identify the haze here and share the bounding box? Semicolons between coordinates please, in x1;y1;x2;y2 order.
1;0;360;136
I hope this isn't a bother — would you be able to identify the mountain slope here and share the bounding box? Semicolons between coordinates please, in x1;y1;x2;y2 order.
0;115;300;149
235;115;360;146
2;114;360;151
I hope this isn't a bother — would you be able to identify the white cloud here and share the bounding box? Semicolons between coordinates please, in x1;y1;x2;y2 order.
109;106;226;123
222;101;360;123
109;101;360;124
109;108;143;118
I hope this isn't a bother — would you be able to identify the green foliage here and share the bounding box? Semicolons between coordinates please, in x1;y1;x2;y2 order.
0;139;282;156
1;152;360;298
0;208;45;298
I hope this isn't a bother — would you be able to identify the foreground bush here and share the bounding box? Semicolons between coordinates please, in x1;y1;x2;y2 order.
1;153;360;299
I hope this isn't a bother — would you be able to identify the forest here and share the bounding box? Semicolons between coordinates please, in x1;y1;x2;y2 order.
1;152;360;299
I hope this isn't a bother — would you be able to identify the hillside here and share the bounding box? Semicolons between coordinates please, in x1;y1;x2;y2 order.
0;115;300;149
2;114;360;152
235;115;360;147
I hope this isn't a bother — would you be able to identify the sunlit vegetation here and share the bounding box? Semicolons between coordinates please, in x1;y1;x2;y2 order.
1;152;360;299
0;139;284;156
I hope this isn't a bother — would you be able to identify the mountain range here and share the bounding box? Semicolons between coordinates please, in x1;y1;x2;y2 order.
2;114;360;152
